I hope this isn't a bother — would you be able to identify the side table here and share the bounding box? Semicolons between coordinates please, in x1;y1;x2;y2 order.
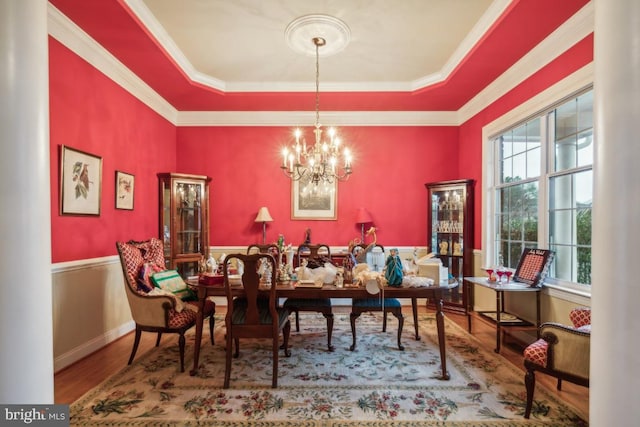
464;277;541;353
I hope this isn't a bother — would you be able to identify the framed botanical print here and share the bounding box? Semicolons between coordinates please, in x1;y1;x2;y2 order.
291;175;337;220
115;170;135;210
59;145;102;216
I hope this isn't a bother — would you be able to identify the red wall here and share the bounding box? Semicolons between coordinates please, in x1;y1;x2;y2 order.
49;38;176;262
176;126;459;247
458;34;594;250
48;32;594;262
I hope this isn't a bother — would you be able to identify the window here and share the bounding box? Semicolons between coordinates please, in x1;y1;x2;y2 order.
490;89;593;289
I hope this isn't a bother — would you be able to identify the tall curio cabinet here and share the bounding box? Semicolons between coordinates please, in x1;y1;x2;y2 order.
158;173;211;278
426;179;474;314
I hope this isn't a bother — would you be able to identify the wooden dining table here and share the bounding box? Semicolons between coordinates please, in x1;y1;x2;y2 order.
187;280;458;380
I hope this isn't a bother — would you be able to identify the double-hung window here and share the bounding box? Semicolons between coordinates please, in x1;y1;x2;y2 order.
490;88;593;292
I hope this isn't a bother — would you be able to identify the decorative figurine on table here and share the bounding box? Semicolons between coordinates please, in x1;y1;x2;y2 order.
285;244;294;270
206;251;217;273
278;263;291;284
199;254;207;274
384;248;404;287
355;226;377;264
303;228;311;244
276;234;286;266
258;258;273;288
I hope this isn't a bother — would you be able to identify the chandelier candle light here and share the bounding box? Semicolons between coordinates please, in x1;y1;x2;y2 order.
281;36;352;185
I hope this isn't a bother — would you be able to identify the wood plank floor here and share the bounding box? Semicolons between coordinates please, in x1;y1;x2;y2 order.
54;306;589;421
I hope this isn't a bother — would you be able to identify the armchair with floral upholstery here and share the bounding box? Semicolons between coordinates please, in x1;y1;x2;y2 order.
523;307;590;418
116;238;215;372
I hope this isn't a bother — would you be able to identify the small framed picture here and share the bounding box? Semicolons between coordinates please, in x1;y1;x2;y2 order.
60;145;102;216
291;175;337;220
115;171;135;210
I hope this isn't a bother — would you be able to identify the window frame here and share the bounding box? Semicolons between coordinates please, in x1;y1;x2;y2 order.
481;76;593;299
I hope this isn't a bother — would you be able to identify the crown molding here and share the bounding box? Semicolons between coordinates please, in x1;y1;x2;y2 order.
176;110;459;127
458;1;594;124
49;1;593;128
411;0;511;91
47;3;178;124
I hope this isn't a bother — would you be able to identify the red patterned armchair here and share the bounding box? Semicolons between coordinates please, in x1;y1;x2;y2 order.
116;238;214;372
523;307;590;418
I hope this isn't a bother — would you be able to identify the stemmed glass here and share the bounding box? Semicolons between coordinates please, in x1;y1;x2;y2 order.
504;270;513;283
495;269;505;283
485;268;495;282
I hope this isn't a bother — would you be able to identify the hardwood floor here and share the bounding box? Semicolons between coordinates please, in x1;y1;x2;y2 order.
54;306;589;420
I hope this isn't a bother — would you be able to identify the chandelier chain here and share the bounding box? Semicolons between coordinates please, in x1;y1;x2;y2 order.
280;36;352;188
315;39;320;127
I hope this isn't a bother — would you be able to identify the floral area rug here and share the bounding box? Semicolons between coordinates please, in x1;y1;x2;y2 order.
70;312;587;426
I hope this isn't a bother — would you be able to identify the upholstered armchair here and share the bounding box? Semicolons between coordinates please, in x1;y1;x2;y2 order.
116;238;214;372
523;307;590;418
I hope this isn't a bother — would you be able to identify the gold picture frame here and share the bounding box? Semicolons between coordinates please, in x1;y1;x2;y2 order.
60;145;102;216
115;170;135;210
291;176;337;220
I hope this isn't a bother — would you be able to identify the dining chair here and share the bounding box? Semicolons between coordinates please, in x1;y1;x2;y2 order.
222;253;291;388
349;297;405;351
352;243;421;341
245;243;281;306
115;238;215;372
282;243;335;351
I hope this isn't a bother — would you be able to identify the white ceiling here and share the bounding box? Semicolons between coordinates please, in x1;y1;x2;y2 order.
132;0;498;92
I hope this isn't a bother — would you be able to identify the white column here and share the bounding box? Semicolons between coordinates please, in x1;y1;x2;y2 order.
0;0;53;403
592;0;640;424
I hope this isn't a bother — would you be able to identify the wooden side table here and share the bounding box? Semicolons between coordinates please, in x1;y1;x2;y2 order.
464;277;541;353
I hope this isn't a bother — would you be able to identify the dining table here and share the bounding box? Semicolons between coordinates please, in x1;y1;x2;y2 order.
187;279;458;380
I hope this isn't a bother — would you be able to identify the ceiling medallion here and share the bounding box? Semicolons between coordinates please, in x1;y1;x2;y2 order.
285;14;351;57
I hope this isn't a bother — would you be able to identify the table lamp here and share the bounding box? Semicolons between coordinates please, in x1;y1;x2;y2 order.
254;207;273;244
355;207;373;242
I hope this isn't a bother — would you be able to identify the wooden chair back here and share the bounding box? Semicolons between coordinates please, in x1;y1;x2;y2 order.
246;243;280;259
223;253;279;338
296;243;331;267
222;252;290;387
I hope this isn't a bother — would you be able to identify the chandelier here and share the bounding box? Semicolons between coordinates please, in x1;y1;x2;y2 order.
281;37;352;186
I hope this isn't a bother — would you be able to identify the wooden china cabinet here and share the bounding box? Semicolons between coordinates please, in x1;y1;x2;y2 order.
158;173;211;278
425;179;474;314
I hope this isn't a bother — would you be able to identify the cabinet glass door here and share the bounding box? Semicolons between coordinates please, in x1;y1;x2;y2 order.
159;173;210;276
174;181;204;256
430;186;466;280
426;179;474;314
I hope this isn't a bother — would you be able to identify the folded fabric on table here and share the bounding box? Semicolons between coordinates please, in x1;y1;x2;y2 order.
402;276;435;287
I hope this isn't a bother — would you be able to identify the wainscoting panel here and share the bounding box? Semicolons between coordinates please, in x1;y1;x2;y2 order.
52;256;132;372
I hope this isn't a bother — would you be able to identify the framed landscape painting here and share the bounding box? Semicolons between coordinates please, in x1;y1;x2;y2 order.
60;145;102;216
115;170;135;210
291;175;337;220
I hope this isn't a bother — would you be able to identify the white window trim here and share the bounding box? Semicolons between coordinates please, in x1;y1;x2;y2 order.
480;63;593;299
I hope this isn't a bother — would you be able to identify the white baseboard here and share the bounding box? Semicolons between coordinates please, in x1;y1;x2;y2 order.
54;320;135;373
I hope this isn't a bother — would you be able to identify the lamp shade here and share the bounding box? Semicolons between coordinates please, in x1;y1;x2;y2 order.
254;207;274;223
355;207;373;224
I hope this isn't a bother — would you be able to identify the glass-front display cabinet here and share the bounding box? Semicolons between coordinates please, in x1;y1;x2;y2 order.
158;173;211;278
425;179;474;314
